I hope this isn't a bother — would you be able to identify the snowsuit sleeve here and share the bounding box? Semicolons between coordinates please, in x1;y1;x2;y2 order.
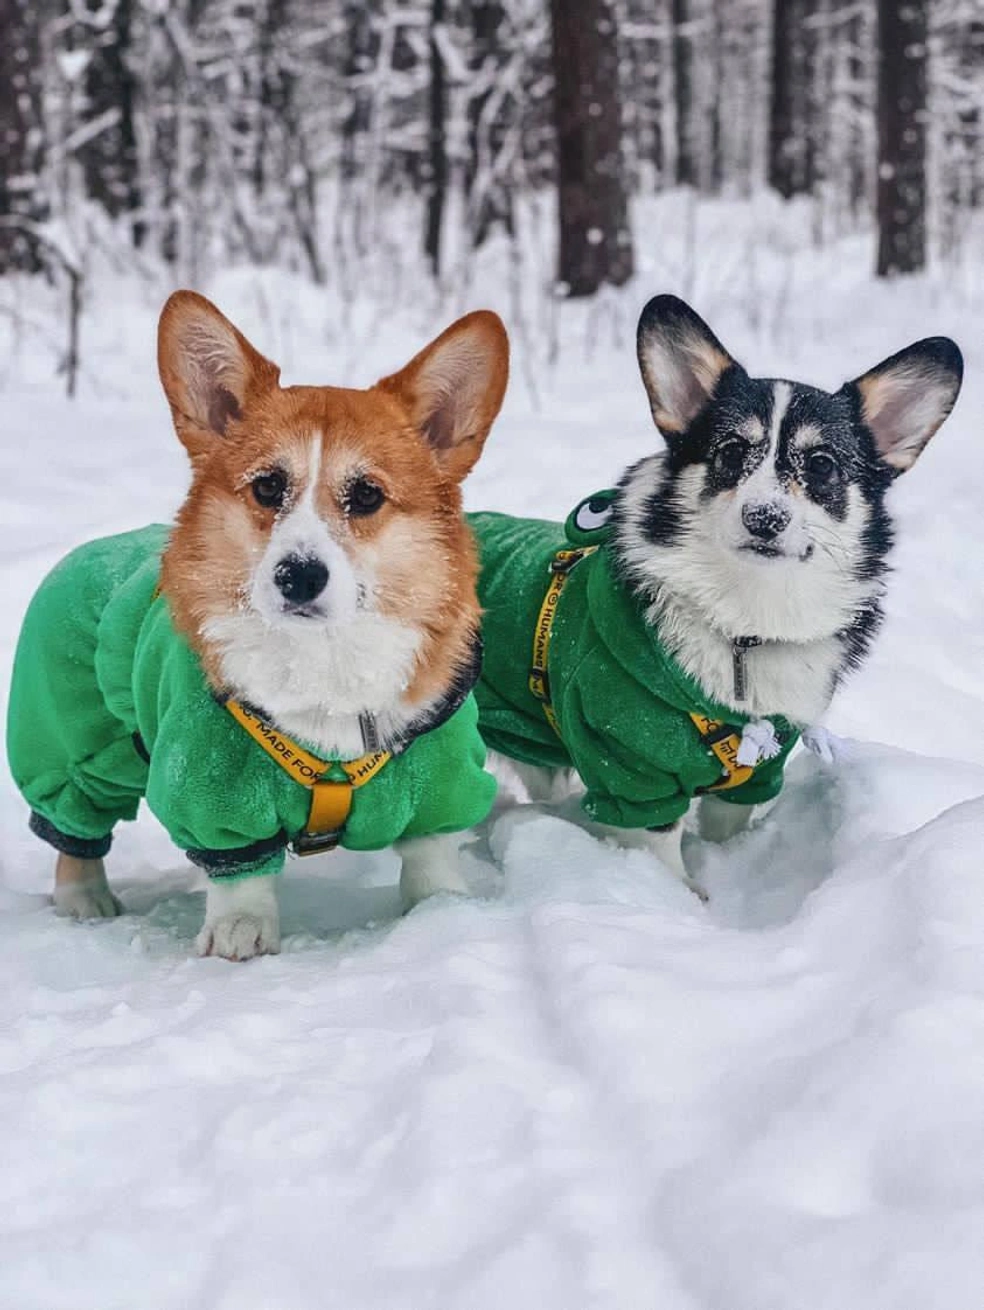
143;706;289;881
559;656;695;829
138;625;293;882
397;696;498;840
706;735;798;808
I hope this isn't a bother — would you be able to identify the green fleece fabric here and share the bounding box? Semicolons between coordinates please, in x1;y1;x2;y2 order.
7;525;496;879
467;501;799;829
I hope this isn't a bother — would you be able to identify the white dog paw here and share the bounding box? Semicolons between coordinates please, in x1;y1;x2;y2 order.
802;725;850;765
196;912;281;961
398;833;468;910
53;880;123;920
197;875;280;961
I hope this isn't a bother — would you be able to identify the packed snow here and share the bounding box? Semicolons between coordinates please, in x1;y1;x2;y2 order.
2;204;984;1308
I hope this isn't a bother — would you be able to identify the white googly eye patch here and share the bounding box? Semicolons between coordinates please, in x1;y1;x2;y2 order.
574;497;614;533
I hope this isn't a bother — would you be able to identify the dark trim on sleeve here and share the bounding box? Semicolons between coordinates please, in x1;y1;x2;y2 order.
396;630;484;750
186;830;288;879
29;811;113;859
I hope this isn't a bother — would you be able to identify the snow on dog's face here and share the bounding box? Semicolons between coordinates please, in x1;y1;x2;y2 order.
616;295;963;647
158;292;508;722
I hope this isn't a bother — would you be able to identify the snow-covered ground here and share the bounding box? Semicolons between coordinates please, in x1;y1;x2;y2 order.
2;202;984;1308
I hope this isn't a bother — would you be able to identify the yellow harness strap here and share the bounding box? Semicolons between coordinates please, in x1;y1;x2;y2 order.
687;712;756;791
529;548;758;793
528;547;598;735
225;699;391;855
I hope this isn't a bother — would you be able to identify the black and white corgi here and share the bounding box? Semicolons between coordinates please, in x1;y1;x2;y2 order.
471;295;963;884
621;295;962;725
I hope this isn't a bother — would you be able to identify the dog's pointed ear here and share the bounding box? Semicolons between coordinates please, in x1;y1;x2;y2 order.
158;291;281;459
377;310;509;482
847;337;963;475
637;295;736;436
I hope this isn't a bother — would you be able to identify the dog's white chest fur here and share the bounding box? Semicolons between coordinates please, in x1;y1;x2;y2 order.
652;596;842;725
202;609;424;758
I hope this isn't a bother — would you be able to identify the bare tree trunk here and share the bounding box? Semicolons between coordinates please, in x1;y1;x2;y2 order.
424;0;448;279
341;5;376;181
550;0;634;296
0;0;46;273
466;0;514;247
769;0;818;198
672;0;697;186
77;0;145;246
876;0;927;276
708;0;724;193
845;7;869;217
254;0;290;200
944;18;983;218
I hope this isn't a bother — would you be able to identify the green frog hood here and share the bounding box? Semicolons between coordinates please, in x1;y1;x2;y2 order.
467;493;800;830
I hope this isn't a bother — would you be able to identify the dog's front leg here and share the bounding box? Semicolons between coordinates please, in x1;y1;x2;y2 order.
54;853;123;919
597;820;706;900
503;757;574;804
599;821;686;876
197;875;281;961
698;795;756;844
397;832;468;910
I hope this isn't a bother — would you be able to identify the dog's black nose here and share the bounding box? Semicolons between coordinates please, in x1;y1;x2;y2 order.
273;554;329;605
741;501;791;540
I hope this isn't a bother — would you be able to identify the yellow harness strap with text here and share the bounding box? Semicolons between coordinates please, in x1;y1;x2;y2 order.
225;699;391;855
528;548;758;793
528;547;598;735
687;712;756;791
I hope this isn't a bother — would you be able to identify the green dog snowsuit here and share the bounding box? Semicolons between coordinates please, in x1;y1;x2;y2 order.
7;525;496;880
467;494;800;829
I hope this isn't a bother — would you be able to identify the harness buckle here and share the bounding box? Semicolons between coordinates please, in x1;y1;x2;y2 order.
528;667;550;702
550;549;584;575
699;721;741;747
292;828;344;857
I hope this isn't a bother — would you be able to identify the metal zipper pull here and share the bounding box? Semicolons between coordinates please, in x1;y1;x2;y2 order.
731;637;762;702
359;711;381;754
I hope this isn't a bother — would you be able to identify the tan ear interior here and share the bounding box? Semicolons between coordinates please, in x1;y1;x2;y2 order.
637;313;733;435
376;310;509;482
855;347;961;473
158;291;281;454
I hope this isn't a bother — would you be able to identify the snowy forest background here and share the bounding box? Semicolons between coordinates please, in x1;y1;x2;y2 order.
1;0;983;396
5;9;984;1306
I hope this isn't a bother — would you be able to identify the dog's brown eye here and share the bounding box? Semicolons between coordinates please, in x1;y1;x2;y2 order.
714;439;747;478
806;451;838;483
252;471;288;509
347;478;385;516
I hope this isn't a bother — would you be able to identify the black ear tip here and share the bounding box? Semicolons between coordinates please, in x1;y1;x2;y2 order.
902;335;962;376
925;336;964;381
865;336;965;393
638;294;695;335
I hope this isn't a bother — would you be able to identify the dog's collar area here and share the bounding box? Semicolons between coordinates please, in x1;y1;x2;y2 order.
731;636;762;702
394;632;484;751
224;698;392;856
154;577;479;760
214;632;483;857
359;711;381;754
529;546;780;791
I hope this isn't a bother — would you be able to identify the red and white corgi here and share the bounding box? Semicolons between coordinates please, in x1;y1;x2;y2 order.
7;293;509;959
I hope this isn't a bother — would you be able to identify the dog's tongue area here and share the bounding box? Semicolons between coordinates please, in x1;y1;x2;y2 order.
2;283;983;1310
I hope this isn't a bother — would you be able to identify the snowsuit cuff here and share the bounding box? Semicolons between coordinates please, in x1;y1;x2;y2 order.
187;832;288;882
29;811;113;859
705;773;785;807
582;793;691;830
